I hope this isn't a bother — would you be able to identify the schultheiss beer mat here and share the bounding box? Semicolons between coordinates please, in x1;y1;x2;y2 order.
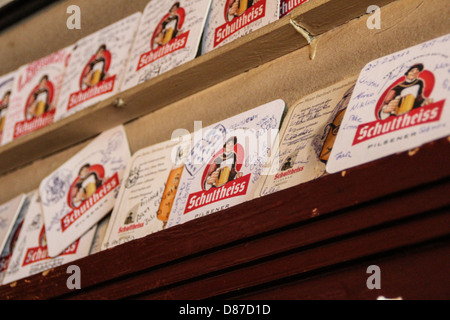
327;33;450;174
279;0;309;18
2;191;96;285
166;99;286;228
258;78;356;196
0;195;26;258
0;71;16;146
1;48;70;145
55;12;141;121
39;125;130;257
0;195;29;284
102;136;191;250
120;0;212;92
201;0;280;54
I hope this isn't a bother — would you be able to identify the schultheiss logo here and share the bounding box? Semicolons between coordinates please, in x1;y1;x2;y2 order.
353;63;445;145
138;2;189;70
214;0;267;48
13;75;56;139
61;164;119;232
184;136;250;214
68;44;116;110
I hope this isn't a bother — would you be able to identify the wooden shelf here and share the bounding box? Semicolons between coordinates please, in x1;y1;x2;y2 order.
0;0;397;176
0;137;448;300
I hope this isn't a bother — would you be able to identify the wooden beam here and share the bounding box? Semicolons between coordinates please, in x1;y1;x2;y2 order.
0;137;448;300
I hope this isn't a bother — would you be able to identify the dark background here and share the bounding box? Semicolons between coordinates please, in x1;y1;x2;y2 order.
0;0;61;32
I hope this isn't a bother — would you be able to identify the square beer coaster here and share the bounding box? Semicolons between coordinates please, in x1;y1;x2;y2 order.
327;34;450;174
121;0;212;92
39;125;131;257
166;99;286;228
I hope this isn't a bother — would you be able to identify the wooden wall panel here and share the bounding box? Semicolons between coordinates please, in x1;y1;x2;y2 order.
0;138;448;300
230;240;450;300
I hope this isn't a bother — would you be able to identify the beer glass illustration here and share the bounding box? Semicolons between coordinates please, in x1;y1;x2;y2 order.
34;91;48;117
162;19;177;45
238;0;249;15
396;94;415;115
216;166;231;187
0;115;5;131
84;182;97;198
90;60;105;86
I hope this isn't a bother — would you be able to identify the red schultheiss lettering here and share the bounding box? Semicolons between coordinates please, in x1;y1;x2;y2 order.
352;100;445;145
184;174;251;214
60;172;120;232
13;110;56;139
279;0;309;18
22;240;79;267
214;0;266;48
67;76;116;110
274;166;304;180
137;31;190;71
118;222;144;233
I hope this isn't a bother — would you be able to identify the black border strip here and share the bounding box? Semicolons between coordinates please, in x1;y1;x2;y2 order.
0;0;61;32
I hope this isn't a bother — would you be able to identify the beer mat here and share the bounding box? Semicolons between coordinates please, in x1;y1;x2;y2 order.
201;0;280;54
258;78;357;197
279;0;309;18
102;136;192;250
55;12;141;121
0;196;29;284
39;125;130;257
0;71;16;146
88;213;110;255
1;48;71;145
0;194;26;273
327;33;450;174
166;99;286;228
0;194;30;284
2;191;96;285
121;0;212;92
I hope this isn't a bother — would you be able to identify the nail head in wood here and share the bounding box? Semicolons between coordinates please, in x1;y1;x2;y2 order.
115;98;125;108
